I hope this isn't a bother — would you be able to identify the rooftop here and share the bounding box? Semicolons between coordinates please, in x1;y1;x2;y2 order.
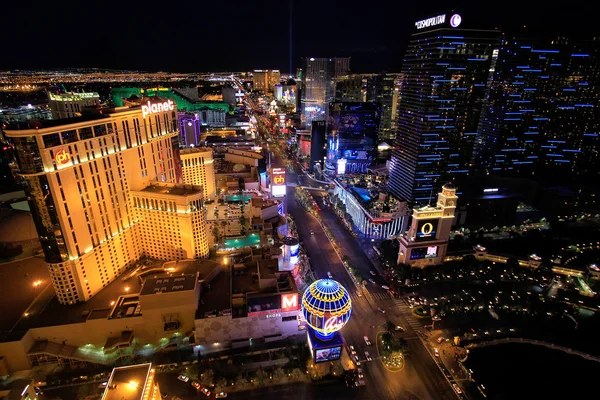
140;274;197;296
196;262;231;318
103;363;153;400
180;147;212;155
0;259;219;343
138;183;203;197
3;113;108;130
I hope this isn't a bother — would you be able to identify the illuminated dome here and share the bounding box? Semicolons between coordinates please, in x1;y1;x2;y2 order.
301;279;352;339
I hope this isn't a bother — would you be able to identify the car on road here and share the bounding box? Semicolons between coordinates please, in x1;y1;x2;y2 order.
452;383;463;394
310;230;315;235
381;285;389;290
215;392;228;398
200;387;211;397
394;325;405;332
434;348;440;357
364;336;372;346
377;307;385;314
349;345;357;355
327;271;333;279
357;368;363;379
355;380;366;387
368;278;375;284
353;355;361;365
369;270;376;276
436;336;445;343
364;351;372;361
432;315;441;321
177;375;189;383
356;291;362;297
191;381;200;389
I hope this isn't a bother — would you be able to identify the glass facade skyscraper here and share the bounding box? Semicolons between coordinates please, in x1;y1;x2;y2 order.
301;57;351;126
473;35;600;182
327;102;381;173
389;14;500;203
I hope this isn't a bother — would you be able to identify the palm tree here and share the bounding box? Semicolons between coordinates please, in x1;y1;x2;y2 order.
384;321;396;336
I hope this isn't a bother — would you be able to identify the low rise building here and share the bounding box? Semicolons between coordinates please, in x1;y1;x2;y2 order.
102;363;161;400
333;177;408;239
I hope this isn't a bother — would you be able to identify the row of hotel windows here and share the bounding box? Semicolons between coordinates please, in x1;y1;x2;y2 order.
40;112;177;154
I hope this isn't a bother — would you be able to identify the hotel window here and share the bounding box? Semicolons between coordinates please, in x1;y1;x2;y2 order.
43;133;61;148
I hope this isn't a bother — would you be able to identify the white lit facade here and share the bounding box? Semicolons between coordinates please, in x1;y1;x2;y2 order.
48;92;100;119
180;148;216;199
6;101;209;304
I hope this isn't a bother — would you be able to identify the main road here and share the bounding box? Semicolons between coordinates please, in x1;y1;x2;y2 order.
263;141;455;400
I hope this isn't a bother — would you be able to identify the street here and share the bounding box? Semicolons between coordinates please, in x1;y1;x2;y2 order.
266;142;456;400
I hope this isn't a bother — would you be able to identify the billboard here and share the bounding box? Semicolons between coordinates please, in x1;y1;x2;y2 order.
415;219;439;241
410;246;439;260
315;346;342;363
271;167;286;197
248;295;281;316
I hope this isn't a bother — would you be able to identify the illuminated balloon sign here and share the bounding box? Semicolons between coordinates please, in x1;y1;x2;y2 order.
301;279;352;339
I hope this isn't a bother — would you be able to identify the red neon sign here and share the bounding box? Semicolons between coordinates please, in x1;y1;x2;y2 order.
281;293;299;312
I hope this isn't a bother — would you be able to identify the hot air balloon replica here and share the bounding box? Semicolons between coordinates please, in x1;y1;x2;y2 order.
301;279;352;363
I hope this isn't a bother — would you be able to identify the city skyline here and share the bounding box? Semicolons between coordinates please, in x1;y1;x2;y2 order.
1;2;597;73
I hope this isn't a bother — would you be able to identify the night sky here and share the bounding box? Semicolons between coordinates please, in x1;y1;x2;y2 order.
2;1;595;73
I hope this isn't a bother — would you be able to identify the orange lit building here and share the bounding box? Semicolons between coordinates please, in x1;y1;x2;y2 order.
5;100;209;304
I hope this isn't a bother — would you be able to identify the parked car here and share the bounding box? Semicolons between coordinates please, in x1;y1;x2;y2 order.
191;381;200;389
369;270;376;276
177;375;189;383
200;387;211;397
215;392;228;399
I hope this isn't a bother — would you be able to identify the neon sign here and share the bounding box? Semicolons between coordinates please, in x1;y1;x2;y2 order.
141;99;175;118
55;149;71;166
281;293;299;311
450;14;462;28
415;14;446;29
323;316;345;333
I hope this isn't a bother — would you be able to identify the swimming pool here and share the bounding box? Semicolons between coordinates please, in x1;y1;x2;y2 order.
226;195;252;202
351;187;372;202
223;233;261;249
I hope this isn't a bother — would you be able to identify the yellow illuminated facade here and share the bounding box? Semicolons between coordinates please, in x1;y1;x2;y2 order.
180;147;216;199
397;183;457;268
6;102;208;304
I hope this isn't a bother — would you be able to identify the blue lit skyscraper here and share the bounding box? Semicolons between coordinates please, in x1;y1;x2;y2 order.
473;35;600;181
389;13;500;203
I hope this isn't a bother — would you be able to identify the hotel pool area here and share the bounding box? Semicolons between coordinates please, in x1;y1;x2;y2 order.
223;233;261;249
351;187;373;202
226;195;252;202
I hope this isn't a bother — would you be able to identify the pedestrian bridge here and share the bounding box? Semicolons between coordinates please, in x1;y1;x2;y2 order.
465;337;600;363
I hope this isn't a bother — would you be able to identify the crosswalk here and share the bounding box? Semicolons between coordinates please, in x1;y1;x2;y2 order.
349;292;391;302
394;299;425;332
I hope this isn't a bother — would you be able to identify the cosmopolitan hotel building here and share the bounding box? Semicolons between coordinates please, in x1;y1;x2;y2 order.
4;98;210;305
473;35;600;181
389;12;500;204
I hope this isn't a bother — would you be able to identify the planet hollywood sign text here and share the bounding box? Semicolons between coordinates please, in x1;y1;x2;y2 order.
141;100;175;118
322;316;345;333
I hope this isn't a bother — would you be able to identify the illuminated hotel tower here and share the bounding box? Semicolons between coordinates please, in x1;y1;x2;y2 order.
397;183;457;268
6;98;209;304
180;147;216;199
389;12;499;203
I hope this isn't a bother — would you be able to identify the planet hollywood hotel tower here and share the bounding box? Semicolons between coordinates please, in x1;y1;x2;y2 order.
6;98;209;304
389;12;500;204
